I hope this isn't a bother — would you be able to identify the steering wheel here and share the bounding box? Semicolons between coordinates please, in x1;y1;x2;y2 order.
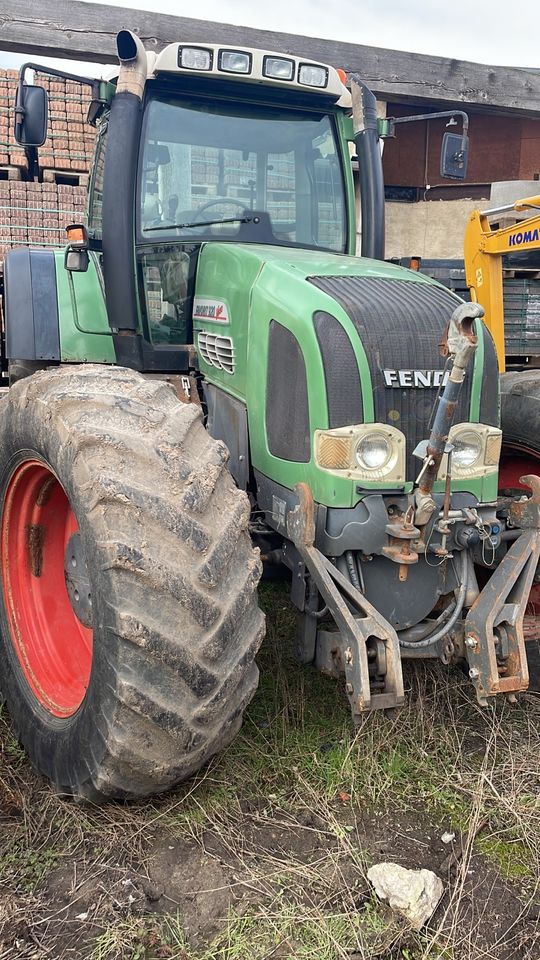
193;198;248;221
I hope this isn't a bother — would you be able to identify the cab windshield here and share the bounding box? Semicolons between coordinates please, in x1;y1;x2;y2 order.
138;95;347;253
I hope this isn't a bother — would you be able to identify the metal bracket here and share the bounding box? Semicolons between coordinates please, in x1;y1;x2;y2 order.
464;475;540;704
287;483;404;718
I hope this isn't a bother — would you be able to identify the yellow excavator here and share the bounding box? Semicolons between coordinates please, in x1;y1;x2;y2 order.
464;194;540;633
464;194;540;372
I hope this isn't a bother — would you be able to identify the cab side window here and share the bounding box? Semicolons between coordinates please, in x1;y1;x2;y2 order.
137;245;199;346
87;115;108;240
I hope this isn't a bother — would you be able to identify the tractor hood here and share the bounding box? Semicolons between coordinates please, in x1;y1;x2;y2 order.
192;242;499;506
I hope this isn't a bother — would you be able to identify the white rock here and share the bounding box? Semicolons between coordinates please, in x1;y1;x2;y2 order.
441;831;456;844
367;862;444;929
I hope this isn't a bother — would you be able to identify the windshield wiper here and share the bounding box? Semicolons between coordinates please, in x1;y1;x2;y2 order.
146;215;260;232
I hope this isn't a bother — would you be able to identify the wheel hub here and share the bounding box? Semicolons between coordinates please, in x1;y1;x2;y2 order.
64;533;93;628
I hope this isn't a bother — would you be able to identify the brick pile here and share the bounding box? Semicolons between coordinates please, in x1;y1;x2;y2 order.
0;69;93;263
0;181;86;261
0;71;12;165
38;74;96;174
0;69;26;169
0;70;96;174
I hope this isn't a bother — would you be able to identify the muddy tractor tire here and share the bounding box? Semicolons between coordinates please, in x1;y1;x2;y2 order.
500;371;540;463
500;370;540;688
0;366;265;800
8;359;56;386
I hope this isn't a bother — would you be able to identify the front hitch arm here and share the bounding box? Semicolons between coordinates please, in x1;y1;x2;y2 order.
287;483;404;718
464;475;540;705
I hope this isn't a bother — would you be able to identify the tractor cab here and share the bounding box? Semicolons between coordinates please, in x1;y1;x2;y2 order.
133;85;350;346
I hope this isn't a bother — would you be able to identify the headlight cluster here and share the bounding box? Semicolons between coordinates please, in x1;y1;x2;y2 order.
451;431;483;467
314;422;502;482
355;433;393;470
315;424;405;482
443;423;502;479
177;46;329;87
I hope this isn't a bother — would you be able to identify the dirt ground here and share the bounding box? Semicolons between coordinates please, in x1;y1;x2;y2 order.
1;583;540;959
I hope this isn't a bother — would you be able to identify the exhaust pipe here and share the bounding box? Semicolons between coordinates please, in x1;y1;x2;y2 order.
101;30;148;362
116;29;148;100
349;75;385;261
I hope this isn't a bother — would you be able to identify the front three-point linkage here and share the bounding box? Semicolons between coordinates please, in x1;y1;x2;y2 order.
464;475;540;705
287;483;404;719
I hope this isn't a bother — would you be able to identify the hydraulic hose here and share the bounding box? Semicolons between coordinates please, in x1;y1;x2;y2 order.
398;550;468;648
397;602;457;644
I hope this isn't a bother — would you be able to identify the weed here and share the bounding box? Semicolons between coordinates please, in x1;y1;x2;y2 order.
0;840;60;891
89;918;172;960
476;835;533;879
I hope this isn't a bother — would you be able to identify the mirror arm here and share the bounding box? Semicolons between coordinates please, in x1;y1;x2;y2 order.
17;61;98;90
16;62;104;131
382;110;469;138
25;146;38;181
14;75;27;141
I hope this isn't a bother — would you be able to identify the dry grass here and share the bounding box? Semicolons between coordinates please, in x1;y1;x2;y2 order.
1;583;540;959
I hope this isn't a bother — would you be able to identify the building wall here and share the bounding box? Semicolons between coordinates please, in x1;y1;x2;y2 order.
379;102;540;258
520;119;540;179
382;104;540;193
384;198;488;260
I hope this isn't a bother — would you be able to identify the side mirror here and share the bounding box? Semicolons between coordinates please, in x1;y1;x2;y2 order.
14;84;48;147
441;131;469;180
65;249;89;272
64;224;90;273
146;143;170;167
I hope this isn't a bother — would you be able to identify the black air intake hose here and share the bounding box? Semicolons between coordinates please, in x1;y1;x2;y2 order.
349;76;385;261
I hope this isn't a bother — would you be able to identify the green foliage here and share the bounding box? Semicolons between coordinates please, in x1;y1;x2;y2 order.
476;835;533;879
0;840;60;891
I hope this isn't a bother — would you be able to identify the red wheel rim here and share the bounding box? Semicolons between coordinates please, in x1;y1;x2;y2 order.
1;460;93;717
499;453;540;495
499;449;540;634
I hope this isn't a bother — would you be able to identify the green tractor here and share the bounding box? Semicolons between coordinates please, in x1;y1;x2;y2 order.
0;31;538;800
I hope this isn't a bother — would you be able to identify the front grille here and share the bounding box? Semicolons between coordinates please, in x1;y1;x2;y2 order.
309;276;470;480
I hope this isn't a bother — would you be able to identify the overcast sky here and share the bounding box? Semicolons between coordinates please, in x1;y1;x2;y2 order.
1;0;539;75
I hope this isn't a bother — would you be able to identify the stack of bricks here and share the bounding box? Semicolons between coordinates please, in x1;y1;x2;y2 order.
0;71;11;166
37;74;96;173
0;69;27;170
0;180;86;261
0;69;93;264
0;69;96;174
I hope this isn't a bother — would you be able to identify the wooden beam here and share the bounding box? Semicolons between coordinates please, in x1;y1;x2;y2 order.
1;0;540;115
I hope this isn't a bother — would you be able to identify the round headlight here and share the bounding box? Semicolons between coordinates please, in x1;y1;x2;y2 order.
355;433;391;470
451;431;483;467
